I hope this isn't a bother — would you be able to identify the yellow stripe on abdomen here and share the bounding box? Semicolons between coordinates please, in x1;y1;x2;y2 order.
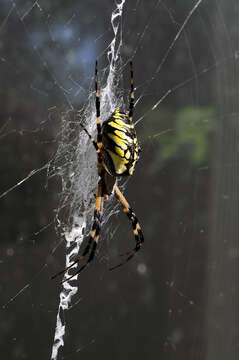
108;133;128;150
107;150;129;175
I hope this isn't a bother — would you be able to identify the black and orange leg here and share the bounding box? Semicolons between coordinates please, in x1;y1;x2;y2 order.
128;61;134;121
51;180;104;281
94;60;104;177
95;61;102;146
110;185;144;270
80;124;98;150
80;62;103;169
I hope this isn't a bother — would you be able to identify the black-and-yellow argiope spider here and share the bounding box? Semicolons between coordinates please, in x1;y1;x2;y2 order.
52;61;144;281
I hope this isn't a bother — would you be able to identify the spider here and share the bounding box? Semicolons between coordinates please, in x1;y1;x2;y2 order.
52;61;144;282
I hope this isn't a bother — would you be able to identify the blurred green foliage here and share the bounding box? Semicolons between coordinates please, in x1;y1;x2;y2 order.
140;106;214;174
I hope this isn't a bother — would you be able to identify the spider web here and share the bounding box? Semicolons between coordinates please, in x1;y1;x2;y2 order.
48;1;126;358
1;0;239;359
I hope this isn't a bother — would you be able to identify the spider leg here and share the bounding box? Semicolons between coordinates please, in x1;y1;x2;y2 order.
109;185;144;270
62;180;104;282
79;61;102;154
95;61;102;150
94;60;105;179
51;251;83;280
51;180;104;282
80;124;98;151
128;61;134;121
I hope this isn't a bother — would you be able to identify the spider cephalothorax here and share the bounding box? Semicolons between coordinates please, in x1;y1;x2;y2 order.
52;61;144;281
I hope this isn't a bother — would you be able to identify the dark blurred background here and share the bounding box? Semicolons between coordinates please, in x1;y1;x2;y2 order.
1;0;239;359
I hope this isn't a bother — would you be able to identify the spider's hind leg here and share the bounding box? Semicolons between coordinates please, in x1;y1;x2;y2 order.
63;180;104;281
110;185;144;270
51;180;104;282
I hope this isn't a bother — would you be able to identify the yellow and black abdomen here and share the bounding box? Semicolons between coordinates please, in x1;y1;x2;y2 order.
102;109;140;177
